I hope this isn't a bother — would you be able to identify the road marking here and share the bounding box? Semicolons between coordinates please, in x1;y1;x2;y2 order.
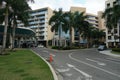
96;58;120;65
76;76;82;80
86;58;106;66
67;63;75;68
65;73;72;76
51;54;56;57
69;53;120;78
57;68;70;73
43;50;48;53
42;50;56;57
67;63;92;80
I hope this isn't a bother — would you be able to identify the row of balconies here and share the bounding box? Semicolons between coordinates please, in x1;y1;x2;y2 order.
29;20;47;24
36;35;47;41
36;28;47;32
29;16;47;21
30;24;46;28
30;11;47;16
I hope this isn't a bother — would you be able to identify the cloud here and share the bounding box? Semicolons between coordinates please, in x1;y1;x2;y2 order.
29;0;106;14
84;0;106;14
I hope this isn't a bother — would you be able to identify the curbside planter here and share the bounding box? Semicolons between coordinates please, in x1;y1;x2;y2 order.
31;50;58;80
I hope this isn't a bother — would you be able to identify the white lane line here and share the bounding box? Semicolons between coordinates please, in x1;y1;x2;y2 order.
42;50;56;57
57;68;70;73
74;68;92;80
51;54;56;57
43;50;48;53
67;63;92;80
69;53;120;78
96;58;120;65
65;73;72;77
86;58;106;66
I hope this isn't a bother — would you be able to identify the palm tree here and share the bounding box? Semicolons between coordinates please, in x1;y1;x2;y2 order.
10;0;32;50
0;0;34;54
74;12;90;47
63;11;77;47
49;8;65;47
102;5;120;29
83;26;105;47
102;4;120;47
81;25;92;48
0;0;10;53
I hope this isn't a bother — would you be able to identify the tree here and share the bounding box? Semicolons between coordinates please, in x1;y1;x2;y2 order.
0;0;34;54
63;11;77;47
10;0;32;50
102;5;120;29
82;26;105;47
49;8;65;47
74;12;90;47
0;0;11;54
102;4;120;46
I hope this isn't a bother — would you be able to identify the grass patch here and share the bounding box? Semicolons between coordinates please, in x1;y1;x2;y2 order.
0;49;54;80
111;51;120;54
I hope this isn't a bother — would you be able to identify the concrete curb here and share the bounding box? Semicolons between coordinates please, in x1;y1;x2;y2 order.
31;50;58;80
99;50;120;58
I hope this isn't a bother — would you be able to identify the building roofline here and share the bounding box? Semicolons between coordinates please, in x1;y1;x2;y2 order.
18;27;35;33
86;13;97;17
29;7;53;12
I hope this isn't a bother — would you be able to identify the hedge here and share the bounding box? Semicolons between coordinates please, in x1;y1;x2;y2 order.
112;48;120;52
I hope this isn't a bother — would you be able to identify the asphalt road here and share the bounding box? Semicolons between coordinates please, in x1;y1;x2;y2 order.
32;47;120;80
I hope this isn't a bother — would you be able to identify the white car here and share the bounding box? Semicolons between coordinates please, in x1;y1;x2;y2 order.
98;45;107;51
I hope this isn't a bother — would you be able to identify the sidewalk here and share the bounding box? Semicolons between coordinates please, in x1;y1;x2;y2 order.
99;50;120;58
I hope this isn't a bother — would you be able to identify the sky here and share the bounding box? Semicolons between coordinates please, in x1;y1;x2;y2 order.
29;0;107;15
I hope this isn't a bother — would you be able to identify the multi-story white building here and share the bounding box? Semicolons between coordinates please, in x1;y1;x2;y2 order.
86;13;99;28
18;7;54;47
70;7;105;45
17;6;106;47
105;0;120;47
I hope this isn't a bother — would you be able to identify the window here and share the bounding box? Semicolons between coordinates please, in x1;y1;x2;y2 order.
108;29;112;34
113;1;117;5
114;29;117;34
108;36;111;40
107;3;110;8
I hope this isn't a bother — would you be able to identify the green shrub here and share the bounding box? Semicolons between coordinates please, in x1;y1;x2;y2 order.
63;46;71;50
112;48;120;52
51;46;86;50
51;46;63;50
52;46;59;49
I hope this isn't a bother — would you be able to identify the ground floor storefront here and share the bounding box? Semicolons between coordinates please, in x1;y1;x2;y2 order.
0;25;36;48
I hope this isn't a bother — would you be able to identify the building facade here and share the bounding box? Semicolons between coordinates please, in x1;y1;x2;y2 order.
70;7;86;44
70;7;105;45
18;6;106;47
86;13;99;28
97;11;106;30
0;25;35;48
105;0;120;47
17;7;54;47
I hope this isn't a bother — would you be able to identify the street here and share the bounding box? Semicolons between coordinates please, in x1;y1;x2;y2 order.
32;47;120;80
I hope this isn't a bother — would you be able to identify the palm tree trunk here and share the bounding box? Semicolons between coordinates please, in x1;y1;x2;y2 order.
70;27;72;47
58;23;62;49
1;7;9;54
78;31;81;47
87;37;89;48
11;22;16;50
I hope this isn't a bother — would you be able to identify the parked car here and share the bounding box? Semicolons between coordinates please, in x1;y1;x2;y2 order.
98;45;107;51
